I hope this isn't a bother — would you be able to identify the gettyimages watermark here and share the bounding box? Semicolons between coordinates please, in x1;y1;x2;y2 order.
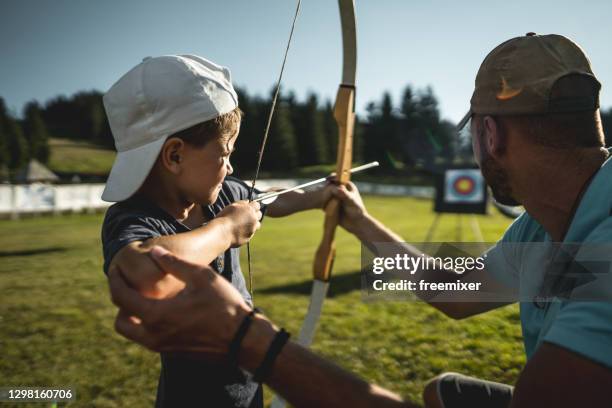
360;242;612;303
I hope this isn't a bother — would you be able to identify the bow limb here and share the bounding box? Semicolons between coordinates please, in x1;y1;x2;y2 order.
269;2;356;406
297;0;357;347
314;0;357;282
312;85;356;282
294;87;354;349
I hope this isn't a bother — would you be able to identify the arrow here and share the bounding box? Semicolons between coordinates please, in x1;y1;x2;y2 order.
254;161;378;204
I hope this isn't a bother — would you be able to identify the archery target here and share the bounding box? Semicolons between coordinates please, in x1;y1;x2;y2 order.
444;169;484;204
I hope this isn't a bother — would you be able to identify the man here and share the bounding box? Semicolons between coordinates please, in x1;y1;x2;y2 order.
108;33;612;407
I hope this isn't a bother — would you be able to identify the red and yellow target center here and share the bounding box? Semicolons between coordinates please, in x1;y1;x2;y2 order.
453;177;475;195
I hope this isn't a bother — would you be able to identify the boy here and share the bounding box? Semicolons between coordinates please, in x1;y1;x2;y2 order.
101;55;333;407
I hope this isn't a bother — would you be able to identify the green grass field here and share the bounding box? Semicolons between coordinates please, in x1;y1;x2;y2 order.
47;138;116;175
0;196;524;407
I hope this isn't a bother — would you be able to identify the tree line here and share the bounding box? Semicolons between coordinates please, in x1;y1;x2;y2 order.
0;99;51;176
1;87;612;179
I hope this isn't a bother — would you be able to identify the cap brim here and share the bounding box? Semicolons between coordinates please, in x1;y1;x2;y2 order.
456;110;472;132
102;137;167;202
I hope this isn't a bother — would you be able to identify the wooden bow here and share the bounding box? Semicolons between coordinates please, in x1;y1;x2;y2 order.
296;0;357;348
313;79;356;281
270;4;356;406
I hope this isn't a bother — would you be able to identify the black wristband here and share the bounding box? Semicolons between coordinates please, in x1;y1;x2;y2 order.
252;328;291;383
228;308;260;367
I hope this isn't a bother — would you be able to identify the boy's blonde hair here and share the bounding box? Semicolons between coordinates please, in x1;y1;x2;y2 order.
171;107;243;147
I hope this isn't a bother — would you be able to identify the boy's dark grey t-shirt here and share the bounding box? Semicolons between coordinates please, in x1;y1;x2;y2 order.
101;176;263;408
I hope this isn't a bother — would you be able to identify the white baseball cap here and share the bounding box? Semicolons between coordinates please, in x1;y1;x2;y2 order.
101;54;238;202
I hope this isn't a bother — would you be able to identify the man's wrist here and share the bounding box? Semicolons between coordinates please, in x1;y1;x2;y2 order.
237;314;279;373
348;212;374;240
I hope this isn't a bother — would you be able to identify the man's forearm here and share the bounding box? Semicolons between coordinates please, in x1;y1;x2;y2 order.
350;212;406;245
239;316;414;408
350;213;503;319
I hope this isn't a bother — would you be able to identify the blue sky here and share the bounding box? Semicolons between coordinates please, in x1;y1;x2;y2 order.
1;0;611;123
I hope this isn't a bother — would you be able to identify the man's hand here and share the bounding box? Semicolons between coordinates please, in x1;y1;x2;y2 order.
217;200;262;247
109;246;252;358
330;181;369;235
110;242;184;299
109;246;413;408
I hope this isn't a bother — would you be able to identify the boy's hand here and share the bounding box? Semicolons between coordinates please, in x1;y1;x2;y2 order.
330;182;369;235
318;184;336;208
217;200;262;247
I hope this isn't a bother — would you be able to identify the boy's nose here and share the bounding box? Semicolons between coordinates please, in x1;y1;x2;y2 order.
226;160;233;175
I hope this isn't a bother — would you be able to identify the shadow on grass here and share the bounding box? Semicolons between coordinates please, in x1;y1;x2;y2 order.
259;269;363;298
0;247;67;258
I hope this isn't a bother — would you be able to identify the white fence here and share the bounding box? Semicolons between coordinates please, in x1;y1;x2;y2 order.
0;181;434;218
0;184;110;218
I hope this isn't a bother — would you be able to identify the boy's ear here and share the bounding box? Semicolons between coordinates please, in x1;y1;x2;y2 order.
160;137;185;174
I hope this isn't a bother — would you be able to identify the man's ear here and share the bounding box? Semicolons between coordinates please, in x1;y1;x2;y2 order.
159;137;185;174
482;115;507;158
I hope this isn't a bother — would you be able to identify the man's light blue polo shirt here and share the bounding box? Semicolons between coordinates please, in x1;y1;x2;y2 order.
485;149;612;368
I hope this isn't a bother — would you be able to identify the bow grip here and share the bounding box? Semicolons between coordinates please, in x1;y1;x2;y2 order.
313;198;343;281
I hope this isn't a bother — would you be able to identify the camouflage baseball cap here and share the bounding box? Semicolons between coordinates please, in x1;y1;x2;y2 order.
457;33;601;130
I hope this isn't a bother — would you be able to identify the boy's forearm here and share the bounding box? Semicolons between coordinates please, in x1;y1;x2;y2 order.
111;219;233;299
267;188;325;217
142;217;233;265
238;316;414;408
110;244;184;299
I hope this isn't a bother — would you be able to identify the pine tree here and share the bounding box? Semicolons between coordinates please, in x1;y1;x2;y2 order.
90;99;107;145
264;90;297;171
363;93;397;171
308;94;329;165
232;87;263;175
378;92;398;170
398;85;419;167
322;101;337;163
414;87;453;168
23;102;51;163
352;115;364;164
293;93;328;166
5;118;29;170
0;98;10;173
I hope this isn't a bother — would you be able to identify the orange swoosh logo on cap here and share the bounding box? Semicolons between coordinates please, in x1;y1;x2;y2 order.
496;77;522;101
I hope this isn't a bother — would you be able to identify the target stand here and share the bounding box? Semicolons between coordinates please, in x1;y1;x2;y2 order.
427;167;489;243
